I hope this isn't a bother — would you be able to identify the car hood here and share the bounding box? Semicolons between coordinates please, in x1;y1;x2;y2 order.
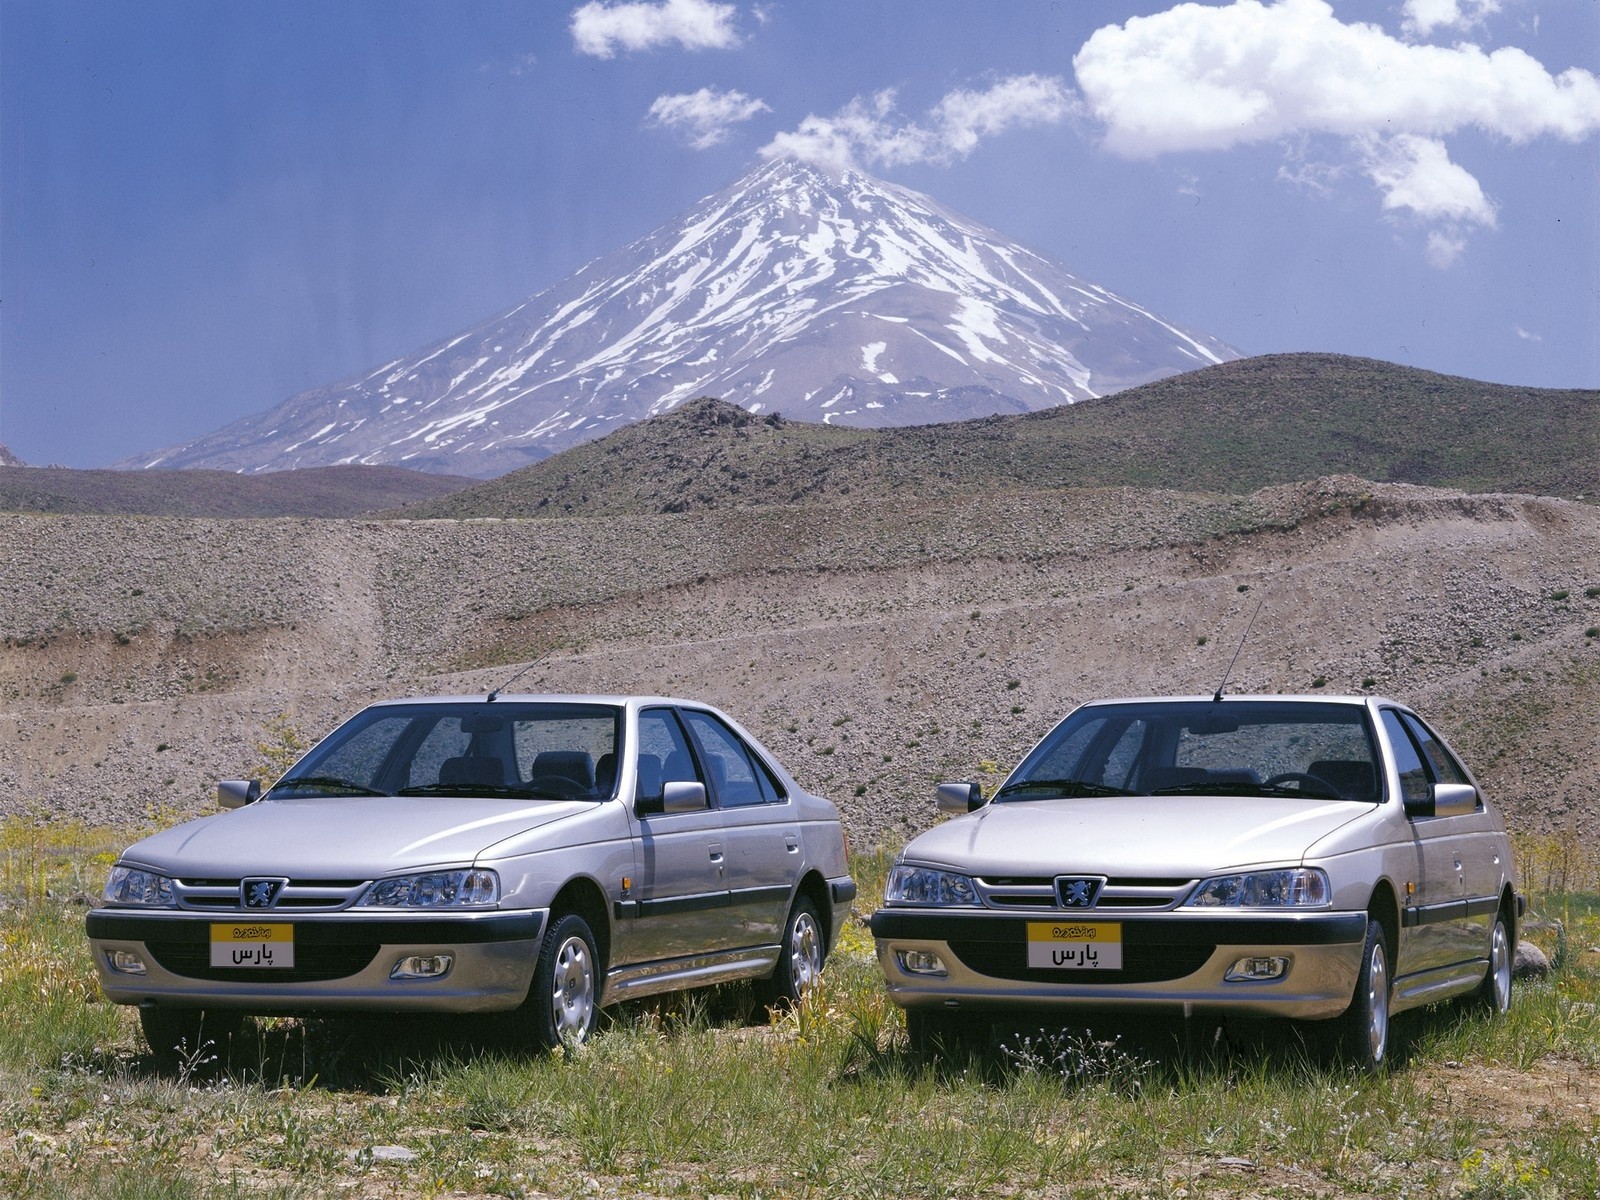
118;795;595;878
904;795;1372;877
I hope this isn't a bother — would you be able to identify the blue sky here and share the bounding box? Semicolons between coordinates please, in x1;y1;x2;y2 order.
2;0;1596;469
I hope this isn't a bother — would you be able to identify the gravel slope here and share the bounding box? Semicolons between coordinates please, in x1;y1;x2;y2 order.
3;476;1597;852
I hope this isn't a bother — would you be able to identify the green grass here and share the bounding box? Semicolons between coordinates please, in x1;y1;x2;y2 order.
3;823;1598;1199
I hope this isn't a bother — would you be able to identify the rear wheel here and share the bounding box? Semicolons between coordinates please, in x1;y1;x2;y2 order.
527;913;601;1051
1471;910;1513;1016
1329;919;1390;1073
755;896;825;1012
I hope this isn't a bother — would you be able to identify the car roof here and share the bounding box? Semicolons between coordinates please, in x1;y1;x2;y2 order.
1077;694;1402;708
363;694;714;710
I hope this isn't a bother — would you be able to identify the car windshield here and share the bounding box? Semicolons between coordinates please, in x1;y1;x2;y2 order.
270;701;622;802
995;700;1380;804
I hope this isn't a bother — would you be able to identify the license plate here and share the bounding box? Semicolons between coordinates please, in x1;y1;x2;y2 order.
210;923;294;969
1027;921;1122;970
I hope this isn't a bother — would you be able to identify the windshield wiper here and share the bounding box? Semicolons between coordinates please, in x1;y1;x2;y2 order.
396;783;574;801
271;775;387;797
994;778;1132;800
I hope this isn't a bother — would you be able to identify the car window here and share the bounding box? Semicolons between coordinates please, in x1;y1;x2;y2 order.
1000;700;1379;801
1398;712;1470;787
682;709;781;807
637;708;700;805
300;715;413;790
1380;709;1432;809
272;702;620;799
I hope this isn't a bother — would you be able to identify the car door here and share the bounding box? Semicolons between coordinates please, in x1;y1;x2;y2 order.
1380;708;1470;977
681;707;799;950
1396;710;1503;962
625;706;731;964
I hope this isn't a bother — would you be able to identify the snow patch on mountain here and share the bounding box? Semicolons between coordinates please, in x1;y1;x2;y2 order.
126;158;1238;477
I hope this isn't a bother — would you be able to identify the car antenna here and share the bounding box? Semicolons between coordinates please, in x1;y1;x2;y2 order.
486;652;547;703
1213;596;1264;702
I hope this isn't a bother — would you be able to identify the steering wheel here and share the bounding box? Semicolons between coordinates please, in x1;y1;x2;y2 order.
534;774;589;797
1263;771;1336;796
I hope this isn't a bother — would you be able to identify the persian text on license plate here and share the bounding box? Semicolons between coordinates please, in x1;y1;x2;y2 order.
210;922;294;969
1027;921;1122;970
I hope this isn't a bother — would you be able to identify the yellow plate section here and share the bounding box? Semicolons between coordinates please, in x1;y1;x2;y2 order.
1026;920;1122;970
210;922;295;969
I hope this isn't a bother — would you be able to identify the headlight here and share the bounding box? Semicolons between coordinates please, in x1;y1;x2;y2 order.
885;864;979;906
359;869;500;909
104;865;176;908
1186;868;1331;909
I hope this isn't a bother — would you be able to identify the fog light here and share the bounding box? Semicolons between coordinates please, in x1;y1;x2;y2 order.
1225;955;1289;982
897;949;948;977
390;953;454;980
107;950;148;975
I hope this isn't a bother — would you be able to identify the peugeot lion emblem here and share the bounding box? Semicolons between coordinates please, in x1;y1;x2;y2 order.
1056;876;1104;909
242;878;287;909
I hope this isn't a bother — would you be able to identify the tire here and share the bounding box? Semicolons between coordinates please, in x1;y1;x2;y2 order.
1329;918;1391;1073
755;896;825;1012
1471;910;1513;1016
528;912;601;1051
139;1006;246;1071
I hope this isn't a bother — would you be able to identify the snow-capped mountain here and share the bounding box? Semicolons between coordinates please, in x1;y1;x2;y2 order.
0;442;27;468
129;158;1239;477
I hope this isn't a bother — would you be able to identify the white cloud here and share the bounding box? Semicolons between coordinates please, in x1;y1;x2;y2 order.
571;0;740;59
760;75;1074;172
649;87;771;149
1072;0;1600;264
1359;133;1496;227
1402;0;1500;39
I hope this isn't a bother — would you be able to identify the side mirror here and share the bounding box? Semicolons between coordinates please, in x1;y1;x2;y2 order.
662;780;709;814
936;781;984;814
1431;782;1480;818
219;779;261;809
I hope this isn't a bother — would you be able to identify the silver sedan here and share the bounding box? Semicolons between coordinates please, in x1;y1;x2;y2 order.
871;695;1520;1070
88;694;855;1062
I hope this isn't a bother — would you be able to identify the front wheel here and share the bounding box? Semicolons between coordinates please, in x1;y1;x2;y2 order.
1327;918;1391;1073
755;896;825;1012
1471;910;1513;1016
527;913;601;1051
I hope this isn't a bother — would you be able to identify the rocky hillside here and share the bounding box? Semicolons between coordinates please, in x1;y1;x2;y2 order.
3;476;1597;853
390;354;1600;519
0;463;474;518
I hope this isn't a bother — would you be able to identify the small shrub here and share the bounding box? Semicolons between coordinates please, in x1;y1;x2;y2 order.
1550;589;1571;602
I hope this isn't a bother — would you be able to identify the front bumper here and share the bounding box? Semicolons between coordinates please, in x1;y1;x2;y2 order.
871;908;1370;1020
86;907;547;1015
